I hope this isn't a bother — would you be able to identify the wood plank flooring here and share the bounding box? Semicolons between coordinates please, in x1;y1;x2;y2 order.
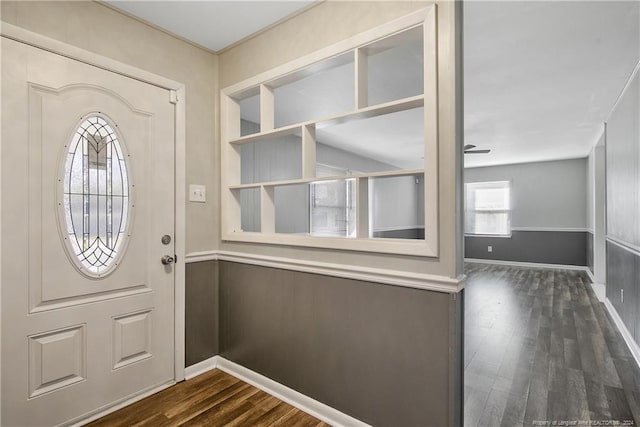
88;369;329;427
464;262;640;426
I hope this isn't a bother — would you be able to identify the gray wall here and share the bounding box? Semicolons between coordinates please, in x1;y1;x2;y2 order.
464;158;588;265
465;230;587;266
605;66;640;343
218;261;462;427
465;158;587;229
587;232;594;273
185;261;219;366
606;242;640;339
185;260;464;426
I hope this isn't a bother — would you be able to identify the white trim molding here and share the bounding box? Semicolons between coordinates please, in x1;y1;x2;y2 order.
585;267;595;283
604;299;640;370
185;356;220;380
510;227;590;233
184;250;219;263
186;250;466;293
607;236;640;257
590;282;606;303
464;258;589;272
214;357;371;427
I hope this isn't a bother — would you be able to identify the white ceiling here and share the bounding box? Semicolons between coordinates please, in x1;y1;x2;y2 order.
105;1;640;168
464;1;639;168
104;0;314;52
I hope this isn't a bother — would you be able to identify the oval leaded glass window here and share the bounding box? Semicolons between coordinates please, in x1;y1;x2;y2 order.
61;115;130;277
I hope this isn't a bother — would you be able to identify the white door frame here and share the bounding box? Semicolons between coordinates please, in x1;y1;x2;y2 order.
0;22;188;422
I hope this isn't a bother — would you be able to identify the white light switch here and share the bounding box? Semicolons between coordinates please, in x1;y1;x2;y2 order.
189;184;206;203
487;246;493;253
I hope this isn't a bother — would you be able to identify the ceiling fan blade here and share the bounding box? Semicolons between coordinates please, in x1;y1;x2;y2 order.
464;149;491;154
463;144;476;150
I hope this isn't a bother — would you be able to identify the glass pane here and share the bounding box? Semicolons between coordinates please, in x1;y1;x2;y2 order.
68;194;84;241
111;153;123;195
273;52;354;128
474;188;510;210
240;134;302;184
240;188;261;232
62;115;130;275
364;26;424;106
464;181;511;235
316;107;424;174
369;174;424;239
275;184;310;234
471;212;510;235
310;179;356;238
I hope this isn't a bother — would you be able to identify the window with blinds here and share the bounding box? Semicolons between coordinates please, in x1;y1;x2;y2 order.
464;181;511;236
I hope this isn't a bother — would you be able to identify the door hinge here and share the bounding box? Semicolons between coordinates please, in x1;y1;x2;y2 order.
170;90;178;104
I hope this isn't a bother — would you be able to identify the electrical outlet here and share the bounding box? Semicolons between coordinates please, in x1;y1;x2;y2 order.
488;246;493;253
621;289;624;303
189;184;206;203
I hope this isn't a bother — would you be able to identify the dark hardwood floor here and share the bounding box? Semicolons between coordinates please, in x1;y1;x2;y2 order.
88;369;329;427
464;262;640;426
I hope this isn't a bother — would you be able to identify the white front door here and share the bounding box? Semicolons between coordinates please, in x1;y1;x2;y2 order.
2;37;176;426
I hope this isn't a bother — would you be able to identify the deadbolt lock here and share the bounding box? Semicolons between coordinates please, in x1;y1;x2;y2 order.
161;234;171;245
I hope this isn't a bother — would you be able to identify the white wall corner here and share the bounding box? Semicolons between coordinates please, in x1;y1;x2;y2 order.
184;355;220;380
583;267;605;302
590;282;606;303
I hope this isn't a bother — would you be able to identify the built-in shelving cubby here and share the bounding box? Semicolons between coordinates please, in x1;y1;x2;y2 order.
221;7;439;256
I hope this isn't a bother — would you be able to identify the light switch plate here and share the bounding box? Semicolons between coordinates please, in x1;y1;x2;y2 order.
189;184;206;203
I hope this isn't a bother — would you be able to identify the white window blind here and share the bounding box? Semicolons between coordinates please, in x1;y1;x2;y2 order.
465;181;511;236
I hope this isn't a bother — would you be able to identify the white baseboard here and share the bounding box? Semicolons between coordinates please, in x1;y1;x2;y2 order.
185;356;219;380
582;269;607;303
604;298;640;370
585;267;595;283
464;258;589;272
590;283;606;303
207;357;370;427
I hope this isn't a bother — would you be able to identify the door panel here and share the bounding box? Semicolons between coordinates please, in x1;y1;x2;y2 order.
31;85;154;307
2;37;176;426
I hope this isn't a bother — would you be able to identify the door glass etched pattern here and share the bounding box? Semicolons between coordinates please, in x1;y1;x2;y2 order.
63;115;129;276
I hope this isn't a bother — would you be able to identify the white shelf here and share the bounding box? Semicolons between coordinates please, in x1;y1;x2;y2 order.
229;95;424;145
230;169;425;190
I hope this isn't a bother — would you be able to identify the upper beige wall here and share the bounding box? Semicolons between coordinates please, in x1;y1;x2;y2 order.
217;1;463;279
1;0;218;253
219;1;428;88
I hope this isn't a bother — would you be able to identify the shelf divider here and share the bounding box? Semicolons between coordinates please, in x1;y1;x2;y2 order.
260;84;275;132
302;124;317;180
261;186;276;234
355;48;368;109
357;176;370;239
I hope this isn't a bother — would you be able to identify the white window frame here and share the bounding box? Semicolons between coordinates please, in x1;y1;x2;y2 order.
220;7;439;257
464;180;512;237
